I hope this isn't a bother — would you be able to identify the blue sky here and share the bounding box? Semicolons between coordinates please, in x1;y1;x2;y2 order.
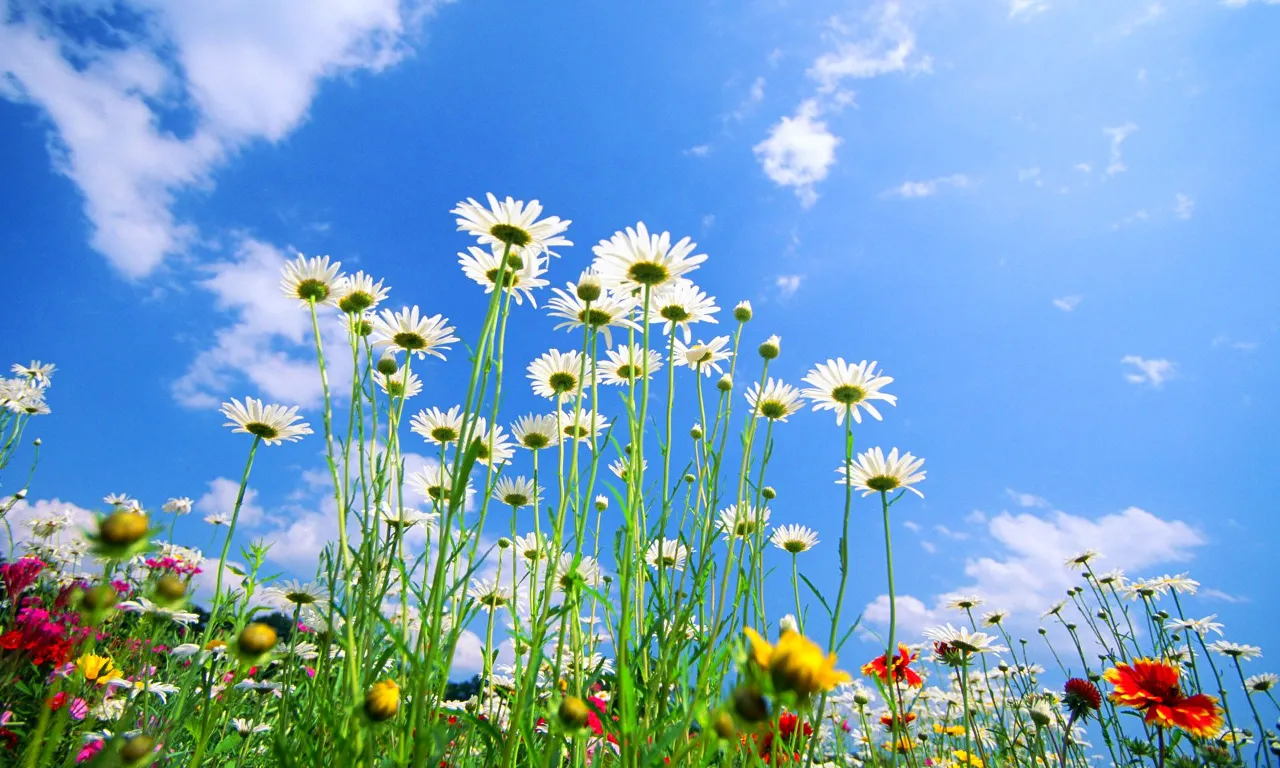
1;0;1277;674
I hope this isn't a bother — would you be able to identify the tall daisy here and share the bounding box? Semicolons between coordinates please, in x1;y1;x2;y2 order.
468;579;513;611
744;378;806;422
280;254;344;307
220;398;312;445
673;336;732;376
493;476;536;509
645;538;690;571
555;553;602;591
647;279;719;342
452;193;572;256
924;624;1008;656
527;350;593;401
333;271;389;314
802;358;897;425
373;369;422;400
598;344;663;386
372;306;458;360
410;406;464;446
513;532;549;564
591;222;707;292
12;361;55;386
546;282;639;346
261;580;329;613
510;414;560;450
559;409;610;443
836;447;926;498
465;418;515;467
770;524;819;554
458;245;549;305
410;463;473;504
717;504;771;539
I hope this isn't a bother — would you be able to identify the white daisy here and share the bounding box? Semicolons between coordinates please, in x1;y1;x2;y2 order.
468;578;512;610
410;406;464;445
558;408;610;443
409;463;473;504
204;513;232;527
372;306;458;360
458;244;549;305
510;414;560;450
1206;641;1262;661
494;476;536;509
280;254;344;307
1153;573;1200;595
555;553;602;591
1165;615;1224;637
981;609;1010;627
836;447;926;498
592;222;706;291
261;580;329;612
744;378;806;421
104;493;139;509
513;532;549;563
924;624;1008;655
464;418;515;467
230;718;271;736
374;369;422;400
673;336;732;376
1064;550;1101;569
717;504;771;539
546;282;639;346
527;349;593;400
645;538;690;571
608;456;647;483
944;595;985;611
162;497;193;515
220;397;313;445
647;279;719;342
598;344;663;386
379;506;438;531
770;524;819;554
1245;672;1277;693
108;678;181;703
12;361;55;385
333;270;390;314
801;358;897;425
452;193;572;256
117;597;199;626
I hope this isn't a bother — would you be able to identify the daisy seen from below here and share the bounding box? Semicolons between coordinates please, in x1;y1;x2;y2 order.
770;524;819;554
468;579;512;610
591;222;707;291
924;624;1009;656
280;254;344;307
745;378;805;422
558;408;609;443
944;595;984;612
673;336;732;376
555;553;602;592
410;406;464;446
647;279;719;342
410;463;472;504
717;504;771;540
12;361;54;385
494;476;535;509
1207;641;1262;661
514;532;548;564
379;506;438;532
608;456;647;483
597;344;663;386
334;270;389;314
527;349;592;401
836;447;926;498
464;418;515;467
261;580;328;613
458;245;549;305
546;281;639;346
802;358;896;425
1245;672;1277;693
1065;549;1101;569
1104;657;1224;737
220;397;312;445
644;538;690;571
511;414;560;450
374;369;422;400
162;497;192;515
452;193;572;256
372;306;458;360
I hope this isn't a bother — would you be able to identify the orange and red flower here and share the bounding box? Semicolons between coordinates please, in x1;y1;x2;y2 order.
860;644;924;688
1103;658;1223;738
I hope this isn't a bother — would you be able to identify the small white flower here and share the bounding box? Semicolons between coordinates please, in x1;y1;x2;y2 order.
647;279;719;342
494;476;536;509
802;358;897;426
162;497;193;515
220;397;312;445
1206;641;1262;661
410;406;465;445
835;447;926;498
333;270;390;314
452;193;572;257
770;524;819;554
280;254;344;307
371;306;458;360
510;414;561;450
744;378;805;422
591;222;707;291
673;336;732;376
645;538;690;571
374;369;423;399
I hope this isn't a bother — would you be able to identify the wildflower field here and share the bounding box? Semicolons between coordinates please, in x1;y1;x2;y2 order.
0;195;1274;768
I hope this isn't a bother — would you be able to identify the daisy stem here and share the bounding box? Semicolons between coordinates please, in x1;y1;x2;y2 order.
204;434;260;640
1233;656;1274;768
791;553;803;634
881;488;902;768
1193;632;1243;763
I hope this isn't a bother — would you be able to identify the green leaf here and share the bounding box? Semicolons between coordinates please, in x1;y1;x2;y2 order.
799;572;833;620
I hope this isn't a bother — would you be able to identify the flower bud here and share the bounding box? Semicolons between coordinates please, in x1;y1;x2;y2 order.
119;734;156;766
717;374;733;392
683;473;696;484
732;685;769;724
758;335;781;360
352;319;373;337
155;574;186;602
497;537;512;550
733;301;753;322
690;424;703;440
779;614;798;633
80;584;118;613
365;679;400;722
236;622;278;660
761;486;776;500
712;711;735;740
558;695;590;729
594;495;609;512
576;272;602;302
100;511;149;546
376;355;399;376
33;438;41;446
14;488;26;500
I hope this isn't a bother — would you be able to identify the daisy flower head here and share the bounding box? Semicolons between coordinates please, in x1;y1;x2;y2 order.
673;336;732;376
262;580;328;612
1245;672;1278;693
1104;658;1223;738
493;476;536;509
410;406;464;446
733;300;753;322
410;463;473;504
464;418;515;467
771;524;819;554
528;349;592;401
162;497;193;515
598;344;663;386
924;624;1008;656
511;413;560;450
280;254;344;307
944;595;985;612
1065;550;1101;570
647;279;718;342
591;222;707;291
645;538;690;571
981;609;1010;627
717;504;771;540
12;360;55;386
1165;615;1223;637
452;193;572;256
1206;641;1262;661
558;408;610;443
104;493;139;510
468;579;512;611
745;378;805;422
372;306;457;360
546;282;639;346
230;719;271;736
802;358;896;426
513;532;548;563
1154;573;1200;595
458;244;549;305
608;456;647;484
379;506;438;532
555;553;602;592
220;397;312;445
204;513;231;527
334;271;389;314
374;369;422;400
836;447;926;498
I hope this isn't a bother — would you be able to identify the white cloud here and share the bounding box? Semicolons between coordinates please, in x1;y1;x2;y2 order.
1201;588;1248;603
1121;355;1176;387
1017;167;1042;183
0;497;96;551
1005;489;1051;508
196;477;266;527
902;520;921;533
1052;295;1082;312
0;2;432;277
754;99;840;206
1222;0;1280;6
1009;0;1051;18
1118;3;1166;36
1112;209;1150;229
933;524;969;541
1174;193;1195;220
1074;163;1092;174
749;76;766;103
920;541;937;554
685;144;711;158
862;594;941;638
882;174;972;199
1104;123;1138;176
775;274;804;299
1212;334;1259;353
807;2;927;92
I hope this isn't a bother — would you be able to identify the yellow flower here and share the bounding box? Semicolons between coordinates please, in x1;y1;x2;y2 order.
882;737;915;753
743;627;852;697
76;653;119;685
953;749;984;767
364;679;400;722
933;722;966;737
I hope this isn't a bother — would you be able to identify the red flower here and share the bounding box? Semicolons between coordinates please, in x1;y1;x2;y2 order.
0;558;44;597
1063;677;1101;718
860;644;924;688
751;711;814;763
1104;658;1223;738
47;692;68;711
880;712;917;728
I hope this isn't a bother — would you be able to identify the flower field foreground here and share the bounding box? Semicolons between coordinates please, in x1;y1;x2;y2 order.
0;195;1274;767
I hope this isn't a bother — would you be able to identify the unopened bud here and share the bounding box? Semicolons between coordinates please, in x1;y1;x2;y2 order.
761;486;776;500
236;622;278;658
717;374;733;392
690;424;703;440
733;301;753;322
558;695;590;729
376;355;399;376
576;272;602;302
365;679;401;722
758;335;781;360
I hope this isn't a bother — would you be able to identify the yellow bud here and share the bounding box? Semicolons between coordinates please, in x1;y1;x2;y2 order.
236;622;278;657
558;696;590;729
712;711;736;740
100;511;148;546
365;679;400;722
155;574;186;602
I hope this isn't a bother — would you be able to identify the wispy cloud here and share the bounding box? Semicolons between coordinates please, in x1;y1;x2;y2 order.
1174;193;1196;220
1121;355;1176;387
1009;0;1051;18
1052;295;1082;312
881;174;972;199
1212;334;1259;352
1104;123;1139;176
754;100;840;206
685;144;711;158
775;274;804;299
807;2;928;93
1112;209;1150;229
1005;489;1051;508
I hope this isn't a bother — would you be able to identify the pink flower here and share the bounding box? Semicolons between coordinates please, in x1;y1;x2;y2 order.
75;740;103;764
68;698;87;721
0;558;44;596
